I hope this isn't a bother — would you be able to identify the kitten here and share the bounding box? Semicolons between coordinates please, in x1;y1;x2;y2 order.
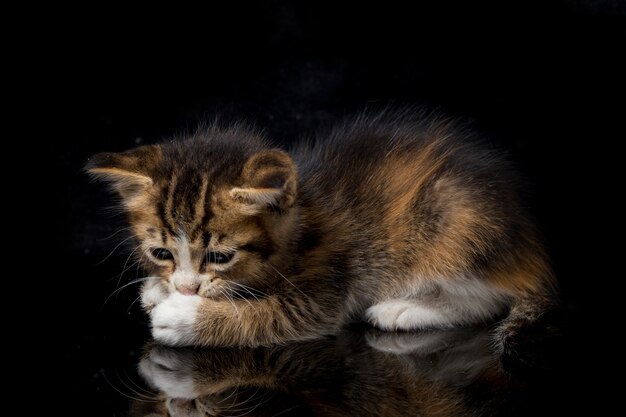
87;110;556;348
133;328;504;417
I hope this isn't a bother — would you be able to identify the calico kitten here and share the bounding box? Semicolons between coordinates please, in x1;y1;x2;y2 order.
87;110;556;348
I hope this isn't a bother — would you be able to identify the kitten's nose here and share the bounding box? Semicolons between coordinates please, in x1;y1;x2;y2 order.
176;283;200;295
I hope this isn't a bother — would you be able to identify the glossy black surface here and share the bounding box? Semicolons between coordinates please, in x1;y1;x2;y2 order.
132;325;565;417
52;1;623;415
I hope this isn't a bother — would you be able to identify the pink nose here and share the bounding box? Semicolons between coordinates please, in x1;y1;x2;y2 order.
176;284;200;295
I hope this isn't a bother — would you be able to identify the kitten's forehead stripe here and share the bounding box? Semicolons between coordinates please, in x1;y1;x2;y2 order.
199;206;214;235
156;177;218;251
186;173;203;222
164;174;179;232
188;175;210;242
158;180;177;236
202;230;212;248
157;199;174;236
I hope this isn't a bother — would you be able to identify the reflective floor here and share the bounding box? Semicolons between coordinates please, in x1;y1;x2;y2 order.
62;258;584;417
132;325;557;417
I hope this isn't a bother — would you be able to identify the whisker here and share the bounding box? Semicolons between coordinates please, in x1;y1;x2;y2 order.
102;370;159;403
216;386;241;405
101;277;152;310
225;281;257;300
225;282;258;302
117;260;143;287
219;287;240;317
134;250;144;281
107;244;142;293
269;265;306;296
228;288;256;312
114;368;157;401
127;293;144;313
97;234;137;265
120;368;157;397
226;280;268;299
224;387;273;416
117;245;147;284
224;386;263;410
118;247;152;292
99;226;134;241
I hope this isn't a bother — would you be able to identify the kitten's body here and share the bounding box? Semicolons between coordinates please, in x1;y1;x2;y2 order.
88;110;556;348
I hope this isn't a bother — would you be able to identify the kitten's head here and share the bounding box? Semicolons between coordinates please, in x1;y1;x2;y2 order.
87;127;298;300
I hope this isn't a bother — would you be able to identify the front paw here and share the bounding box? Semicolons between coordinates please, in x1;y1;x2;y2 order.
141;278;169;313
151;292;202;346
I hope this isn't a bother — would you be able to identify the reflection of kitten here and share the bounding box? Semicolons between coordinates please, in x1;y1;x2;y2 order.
88;110;556;348
134;328;504;417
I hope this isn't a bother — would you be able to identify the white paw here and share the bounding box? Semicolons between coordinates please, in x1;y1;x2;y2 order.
395;305;445;329
141;278;169;312
366;299;445;330
138;346;197;399
366;300;413;330
151;292;202;346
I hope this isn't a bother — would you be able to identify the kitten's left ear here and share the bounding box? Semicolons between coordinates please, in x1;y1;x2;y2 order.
230;149;298;213
85;145;161;202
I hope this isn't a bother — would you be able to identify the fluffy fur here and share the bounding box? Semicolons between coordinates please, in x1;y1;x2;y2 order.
88;109;556;348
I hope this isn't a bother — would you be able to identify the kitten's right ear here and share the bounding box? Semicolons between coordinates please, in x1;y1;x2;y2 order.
230;149;298;214
85;145;161;202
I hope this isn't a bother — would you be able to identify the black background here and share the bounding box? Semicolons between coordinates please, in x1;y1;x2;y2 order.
48;1;624;414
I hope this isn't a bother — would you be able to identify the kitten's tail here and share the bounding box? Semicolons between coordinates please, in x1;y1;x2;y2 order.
492;292;558;359
490;241;560;361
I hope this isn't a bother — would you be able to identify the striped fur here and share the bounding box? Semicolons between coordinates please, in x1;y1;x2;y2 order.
87;110;557;348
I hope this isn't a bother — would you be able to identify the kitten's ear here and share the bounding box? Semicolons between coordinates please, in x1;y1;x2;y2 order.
230;149;297;213
85;145;161;201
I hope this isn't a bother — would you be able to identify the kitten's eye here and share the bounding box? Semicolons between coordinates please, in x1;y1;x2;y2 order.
151;248;174;261
207;251;235;264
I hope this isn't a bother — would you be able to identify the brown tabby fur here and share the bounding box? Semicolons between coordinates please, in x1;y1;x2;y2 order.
87;109;556;348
